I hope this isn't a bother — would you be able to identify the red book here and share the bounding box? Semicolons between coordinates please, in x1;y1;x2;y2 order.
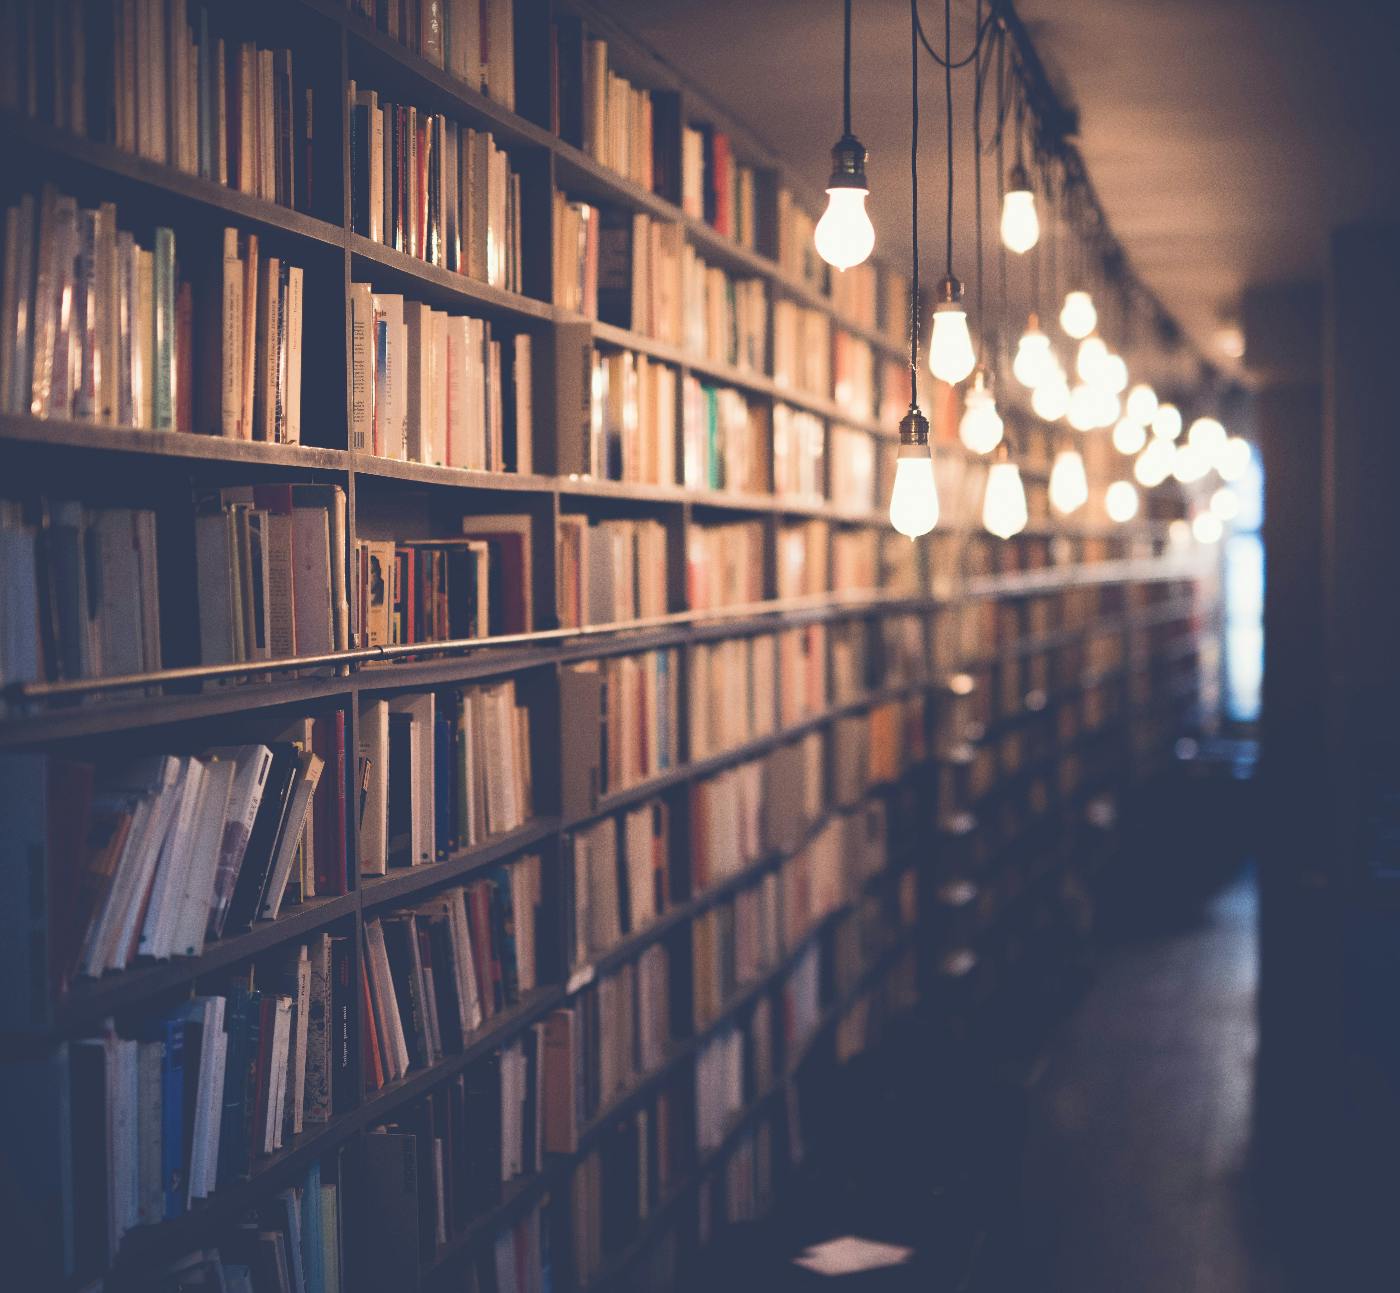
361;961;384;1090
712;132;732;237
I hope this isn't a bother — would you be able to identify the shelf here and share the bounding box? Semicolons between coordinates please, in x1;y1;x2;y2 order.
348;235;555;322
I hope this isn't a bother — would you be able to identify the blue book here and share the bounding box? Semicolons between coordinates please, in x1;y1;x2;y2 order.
160;1016;186;1219
301;1161;324;1293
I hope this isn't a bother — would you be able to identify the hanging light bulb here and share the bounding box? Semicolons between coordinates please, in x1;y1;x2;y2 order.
1113;416;1147;456
1013;316;1052;388
1192;511;1224;544
959;368;1004;454
1217;436;1251;482
814;0;874;271
890;408;939;537
928;276;976;384
1067;382;1098;431
983;451;1028;539
1151;402;1183;440
1032;364;1070;421
1060;289;1097;339
1134;436;1174;487
1076;334;1108;384
1105;480;1140;523
1210;486;1240;521
1000;163;1039;254
1126;383;1159;425
1172;440;1211;483
1100;353;1129;394
1187;416;1228;464
1049;447;1089;515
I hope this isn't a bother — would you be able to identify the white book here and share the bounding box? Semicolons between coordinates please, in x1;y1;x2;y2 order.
447;890;483;1035
284;265;303;443
259;749;324;920
358;698;389;875
137;757;208;961
349;281;374;452
173;756;237;957
266;995;293;1153
112;1036;140;1244
388;693;435;865
195;1015;228;1200
444;313;469;468
184;996;224;1206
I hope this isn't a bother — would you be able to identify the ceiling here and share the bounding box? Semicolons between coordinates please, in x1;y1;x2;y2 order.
596;0;1400;387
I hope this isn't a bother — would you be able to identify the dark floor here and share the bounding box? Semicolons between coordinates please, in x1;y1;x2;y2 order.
702;869;1293;1292
1002;872;1289;1293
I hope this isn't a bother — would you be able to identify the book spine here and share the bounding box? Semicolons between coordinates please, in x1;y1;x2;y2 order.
151;226;175;429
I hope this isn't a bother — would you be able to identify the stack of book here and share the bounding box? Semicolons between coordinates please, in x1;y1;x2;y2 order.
772;301;832;399
834;331;876;421
692;876;781;1030
560;650;680;816
196;484;349;666
776;187;824;291
576;35;654;188
681;378;770;494
565;801;673;968
4;0;315;210
541;944;671;1152
777;624;829;727
349;85;522;292
349;282;532;471
680;123;758;249
0;726;348;1013
833;527;879;594
358;681;534;874
354;513;532;648
557;514;669;629
772;405;826;506
690;759;765;896
776;521;829;600
350;0;517;111
23;940;354;1271
830;426;877;514
680;246;767;373
688;634;777;762
362;854;542;1087
0;499;160;695
687;519;765;611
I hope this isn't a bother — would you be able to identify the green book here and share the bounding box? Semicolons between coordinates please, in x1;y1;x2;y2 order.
152;227;176;430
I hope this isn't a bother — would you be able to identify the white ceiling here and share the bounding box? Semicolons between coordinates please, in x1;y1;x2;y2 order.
596;0;1399;384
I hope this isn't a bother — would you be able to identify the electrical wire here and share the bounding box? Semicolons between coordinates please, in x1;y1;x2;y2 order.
909;0;921;389
842;0;852;137
943;0;954;276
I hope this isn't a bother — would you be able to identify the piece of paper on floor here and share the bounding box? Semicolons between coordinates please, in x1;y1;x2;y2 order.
791;1236;914;1276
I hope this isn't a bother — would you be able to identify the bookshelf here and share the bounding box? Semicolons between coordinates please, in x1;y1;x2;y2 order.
0;2;1215;1291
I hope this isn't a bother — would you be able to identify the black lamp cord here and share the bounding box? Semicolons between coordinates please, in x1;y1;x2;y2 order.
843;0;853;137
909;0;920;391
972;0;984;331
943;0;954;277
995;26;1008;380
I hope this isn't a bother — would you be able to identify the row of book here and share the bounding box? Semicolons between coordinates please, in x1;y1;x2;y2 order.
557;514;669;630
777;520;829;601
691;874;780;1030
772;300;832;400
687;634;776;763
681;377;769;495
358;680;534;874
834;330;877;422
353;513;532;649
680;123;758;250
773;405;826;505
18;939;354;1277
0;722;347;1019
349;84;523;292
361;854;542;1087
0;499;160;694
349;282;533;472
576;341;679;485
775;187;823;292
2;191;305;441
686;519;764;612
197;485;349;667
350;0;518;112
830;424;879;514
682;246;767;375
567;801;672;970
4;0;314;210
560;650;680;818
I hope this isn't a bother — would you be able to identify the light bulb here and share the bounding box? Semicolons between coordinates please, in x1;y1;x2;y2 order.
1192;511;1224;544
1013;320;1052;388
1032;369;1070;421
983;460;1028;539
1126;383;1159;425
1168;518;1192;548
958;371;1004;454
1049;448;1089;515
889;452;938;537
1060;289;1097;339
1067;383;1098;431
929;306;977;384
1151;403;1183;440
1172;440;1210;483
1217;436;1251;482
1210;486;1240;521
814;187;875;271
1000;186;1039;254
1112;416;1147;456
1101;353;1129;395
1188;416;1227;463
1076;335;1108;384
1134;437;1174;487
1105;480;1139;523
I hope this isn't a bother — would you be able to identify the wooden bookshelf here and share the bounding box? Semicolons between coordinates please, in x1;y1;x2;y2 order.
0;1;1217;1290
